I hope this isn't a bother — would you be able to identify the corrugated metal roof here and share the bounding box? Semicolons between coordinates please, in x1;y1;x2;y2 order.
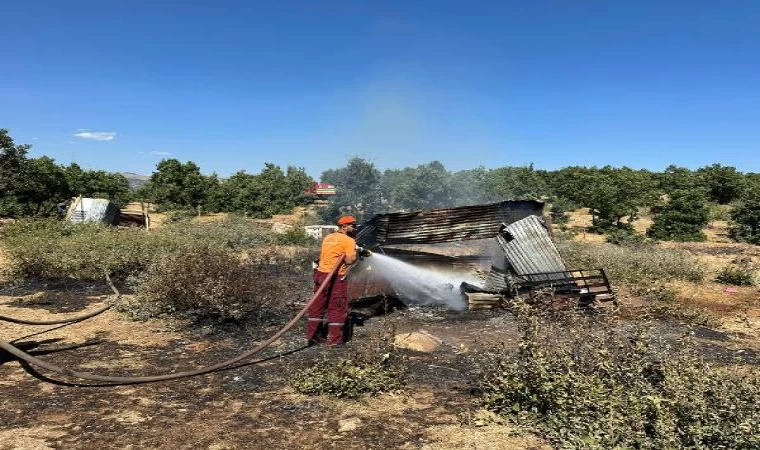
356;200;544;246
497;215;568;282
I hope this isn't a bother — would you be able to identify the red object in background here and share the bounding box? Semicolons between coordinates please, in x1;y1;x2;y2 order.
304;182;337;196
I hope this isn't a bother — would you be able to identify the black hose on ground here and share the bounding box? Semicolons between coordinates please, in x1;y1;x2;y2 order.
0;258;342;385
0;274;119;325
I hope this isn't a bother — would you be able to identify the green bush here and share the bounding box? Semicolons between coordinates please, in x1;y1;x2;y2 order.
715;265;756;286
709;203;731;221
605;228;646;246
163;209;197;222
558;241;705;285
291;329;405;399
274;226;315;246
0;216;315;281
1;217;318;326
1;219;151;280
476;304;760;449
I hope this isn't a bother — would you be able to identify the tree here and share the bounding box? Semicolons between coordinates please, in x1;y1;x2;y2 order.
659;165;698;194
647;189;710;241
388;161;452;211
64;163;131;207
25;157;69;214
551;166;658;231
0;130;69;217
0;129;32;217
320;157;382;222
729;186;760;244
285;166;314;207
448;167;491;206
484;164;549;201
146;159;210;211
696;164;745;204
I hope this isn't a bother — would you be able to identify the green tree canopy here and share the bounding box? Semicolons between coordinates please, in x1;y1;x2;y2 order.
696;164;746;204
0;130;69;217
647;189;710;242
484;164;549;201
64;163;131;207
729;186;760;244
320;157;382;222
386;161;452;211
146;159;210;211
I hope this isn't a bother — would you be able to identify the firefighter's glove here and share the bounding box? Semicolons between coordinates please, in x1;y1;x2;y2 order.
356;246;373;259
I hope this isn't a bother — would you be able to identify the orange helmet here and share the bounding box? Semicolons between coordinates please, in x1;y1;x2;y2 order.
337;215;357;226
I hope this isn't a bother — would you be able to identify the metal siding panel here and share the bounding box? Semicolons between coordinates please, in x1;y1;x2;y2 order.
498;216;567;280
356;200;544;246
67;198;119;225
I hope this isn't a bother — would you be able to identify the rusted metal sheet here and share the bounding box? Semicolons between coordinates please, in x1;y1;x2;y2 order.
356;200;544;247
497;215;568;283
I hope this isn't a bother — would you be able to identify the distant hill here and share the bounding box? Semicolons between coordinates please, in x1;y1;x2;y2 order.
120;172;150;189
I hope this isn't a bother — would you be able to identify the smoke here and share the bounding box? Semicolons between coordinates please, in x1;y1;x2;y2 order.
356;253;473;311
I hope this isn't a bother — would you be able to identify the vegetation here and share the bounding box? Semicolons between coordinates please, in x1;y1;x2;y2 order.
715;264;756;286
1;216;317;324
290;328;405;399
558;240;705;284
0;129;129;217
729;186;760;244
4;128;760;247
647;189;710;242
476;303;760;449
128;244;314;322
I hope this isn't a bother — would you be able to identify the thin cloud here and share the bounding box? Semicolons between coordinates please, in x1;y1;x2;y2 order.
151;150;172;156
74;130;117;141
67;141;76;144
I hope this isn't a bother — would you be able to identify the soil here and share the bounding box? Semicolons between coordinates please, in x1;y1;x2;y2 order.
0;283;546;450
2;208;759;449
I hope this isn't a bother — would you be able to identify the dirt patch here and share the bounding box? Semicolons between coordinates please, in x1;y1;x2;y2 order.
0;425;67;450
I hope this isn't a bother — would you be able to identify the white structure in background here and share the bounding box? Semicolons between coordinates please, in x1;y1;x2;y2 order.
304;225;338;240
66;197;120;225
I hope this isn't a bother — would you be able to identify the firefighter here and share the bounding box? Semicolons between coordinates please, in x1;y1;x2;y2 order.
307;215;371;346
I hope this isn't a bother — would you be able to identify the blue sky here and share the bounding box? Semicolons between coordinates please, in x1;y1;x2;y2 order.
2;1;760;178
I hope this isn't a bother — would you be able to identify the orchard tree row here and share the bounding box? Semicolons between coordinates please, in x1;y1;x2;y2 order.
2;129;759;244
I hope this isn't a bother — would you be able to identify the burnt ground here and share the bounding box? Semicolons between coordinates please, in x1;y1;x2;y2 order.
1;281;758;449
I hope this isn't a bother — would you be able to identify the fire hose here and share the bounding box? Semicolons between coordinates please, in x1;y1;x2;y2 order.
0;257;343;385
0;274;119;325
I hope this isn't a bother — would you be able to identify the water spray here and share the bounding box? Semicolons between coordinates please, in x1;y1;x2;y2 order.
357;253;475;311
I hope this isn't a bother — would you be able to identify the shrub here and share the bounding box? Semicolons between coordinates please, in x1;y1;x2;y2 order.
558;241;705;285
476;303;760;449
629;282;678;303
127;244;314;323
605;228;646;246
549;197;575;231
163;209;197;222
1;219;151;280
715;265;756;286
709;203;731;221
274;226;315;246
290;328;405;399
157;215;276;250
0;216;316;281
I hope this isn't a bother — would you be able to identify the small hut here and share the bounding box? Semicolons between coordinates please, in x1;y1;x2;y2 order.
65;197;120;225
